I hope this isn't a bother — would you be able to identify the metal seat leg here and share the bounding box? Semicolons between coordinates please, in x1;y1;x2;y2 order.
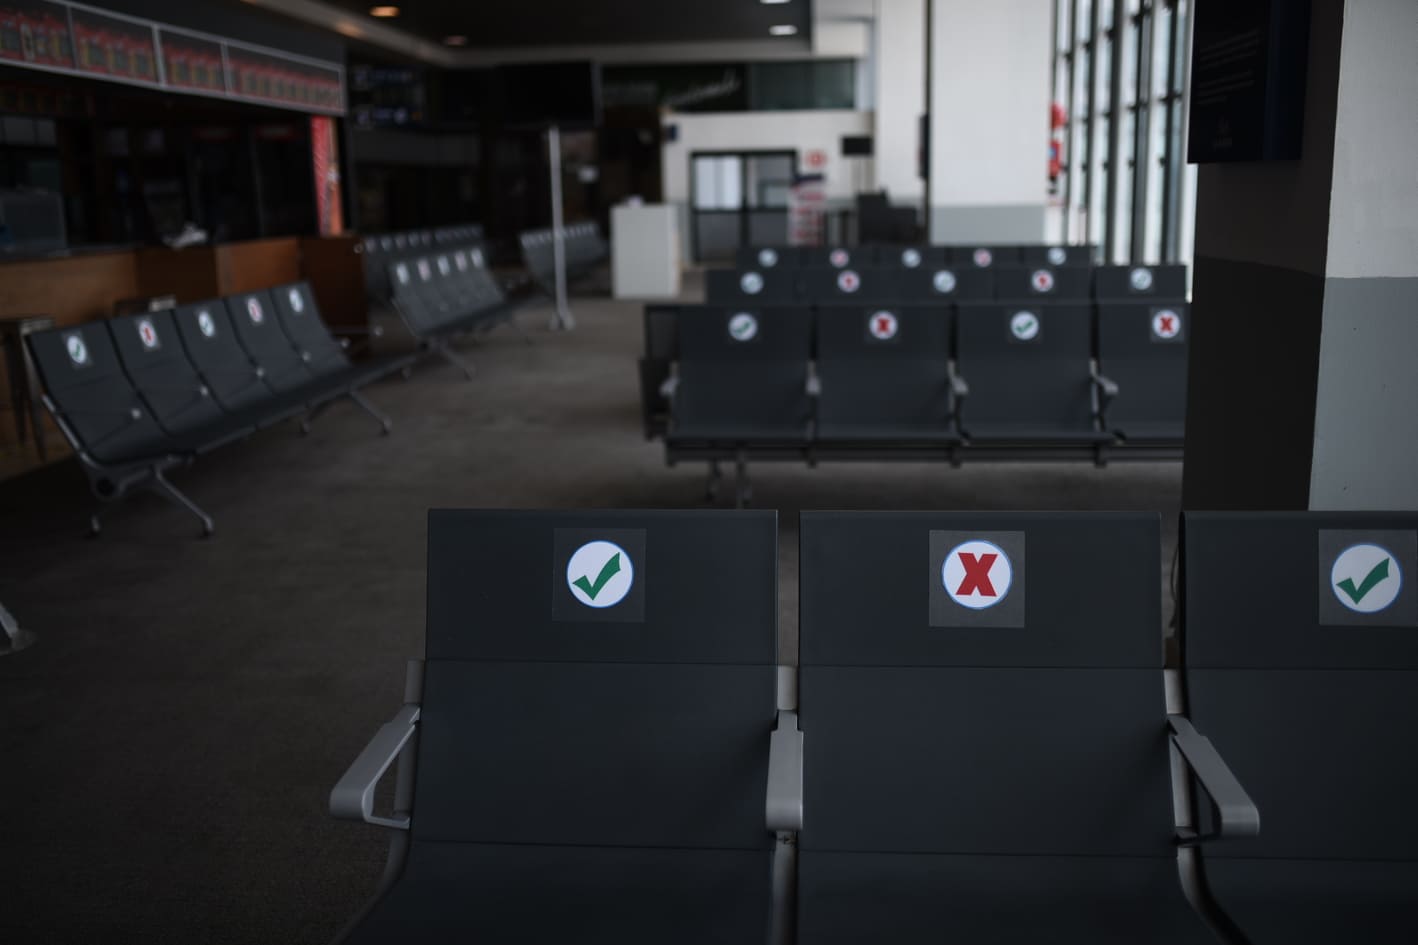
436;343;475;380
348;390;393;435
149;469;214;538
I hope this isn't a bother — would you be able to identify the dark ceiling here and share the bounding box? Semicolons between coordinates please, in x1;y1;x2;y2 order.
322;0;813;48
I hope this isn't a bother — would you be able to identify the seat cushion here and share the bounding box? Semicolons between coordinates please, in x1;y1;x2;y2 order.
345;841;773;945
799;851;1217;945
962;423;1114;444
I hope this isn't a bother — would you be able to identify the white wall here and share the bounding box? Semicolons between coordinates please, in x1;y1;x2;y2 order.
873;0;926;204
927;0;1052;241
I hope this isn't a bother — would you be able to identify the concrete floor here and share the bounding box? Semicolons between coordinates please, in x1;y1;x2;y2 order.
0;282;1182;943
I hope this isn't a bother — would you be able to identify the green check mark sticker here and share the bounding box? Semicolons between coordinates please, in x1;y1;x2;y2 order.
566;540;634;609
573;553;621;600
1330;544;1401;614
1336;557;1389;605
1010;311;1040;340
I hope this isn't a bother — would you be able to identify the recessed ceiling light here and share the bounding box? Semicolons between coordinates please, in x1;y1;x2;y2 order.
443;35;468;46
769;24;798;36
368;5;399;17
761;0;792;4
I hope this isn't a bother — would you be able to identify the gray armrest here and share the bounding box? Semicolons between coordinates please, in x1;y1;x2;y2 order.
658;373;679;400
765;710;803;832
1091;367;1120;400
330;704;420;829
332;325;385;338
947;361;969;398
806;374;821;398
1168;715;1260;842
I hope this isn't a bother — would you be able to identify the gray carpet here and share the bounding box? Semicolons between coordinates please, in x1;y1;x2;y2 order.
0;285;1181;944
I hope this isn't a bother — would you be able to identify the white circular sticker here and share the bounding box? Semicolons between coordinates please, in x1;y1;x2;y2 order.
757;248;779;268
1047;247;1067;266
65;333;89;366
836;269;861;294
1330;544;1402;614
197;310;216;338
437;256;451;275
418;260;432;280
1152;308;1182;340
396;263;409;284
728;312;759;342
942;540;1014;609
454;252;468;271
1010;311;1041;341
1031;269;1056;293
289;288;304;313
567;540;634;609
1130;267;1154;291
472;249;484;267
137;318;159;349
932;270;957;294
868;310;899;340
829;249;850;268
246;298;264;324
901;248;922;268
740;271;764;295
972;248;993;268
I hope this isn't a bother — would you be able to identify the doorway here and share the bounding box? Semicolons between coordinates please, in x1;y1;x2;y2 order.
689;149;795;263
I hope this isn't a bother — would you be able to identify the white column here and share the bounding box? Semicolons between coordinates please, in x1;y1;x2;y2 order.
872;0;927;206
927;0;1053;242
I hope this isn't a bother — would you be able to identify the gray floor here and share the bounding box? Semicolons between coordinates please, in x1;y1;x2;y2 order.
0;284;1181;944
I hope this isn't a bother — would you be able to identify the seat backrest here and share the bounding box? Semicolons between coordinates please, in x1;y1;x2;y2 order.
897;264;994;302
171;300;275;413
27;322;172;465
1182;512;1418;863
736;246;800;271
797;266;899;304
415;507;778;862
801;246;863;270
388;259;435;332
269;281;350;376
1097;302;1188;431
704;268;796;304
993;264;1093;301
1094;263;1187;301
954;303;1098;432
946;245;1022;268
1019;244;1098;266
875;245;949;271
673;305;813;434
109;311;228;436
224;290;313;394
815;305;952;428
799;511;1173;858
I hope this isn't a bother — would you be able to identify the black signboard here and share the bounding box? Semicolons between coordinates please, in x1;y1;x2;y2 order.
1188;0;1312;163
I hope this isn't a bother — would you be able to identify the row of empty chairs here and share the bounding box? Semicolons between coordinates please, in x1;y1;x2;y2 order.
519;221;609;295
26;283;412;536
331;508;1418;944
641;299;1186;504
361;223;487;302
708;260;1188;305
386;246;524;378
739;242;1099;270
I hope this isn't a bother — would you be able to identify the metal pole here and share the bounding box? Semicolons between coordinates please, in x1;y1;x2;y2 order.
547;125;575;331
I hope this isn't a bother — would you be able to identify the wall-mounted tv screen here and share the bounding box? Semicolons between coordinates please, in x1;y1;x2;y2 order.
496;61;601;129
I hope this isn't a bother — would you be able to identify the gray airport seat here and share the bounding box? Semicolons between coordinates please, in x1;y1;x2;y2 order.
705;268;797;305
735;246;802;270
1181;512;1418;945
223;290;315;395
664;305;814;446
797;266;900;304
1019;244;1098;266
953;302;1114;444
638;304;679;439
171;300;299;423
945;245;1022;268
797;511;1247;944
108;311;255;453
331;509;795;945
875;244;950;270
26;322;217;535
1097;301;1188;444
814;305;960;444
1094;263;1187;301
993;264;1093;300
897;263;994;302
